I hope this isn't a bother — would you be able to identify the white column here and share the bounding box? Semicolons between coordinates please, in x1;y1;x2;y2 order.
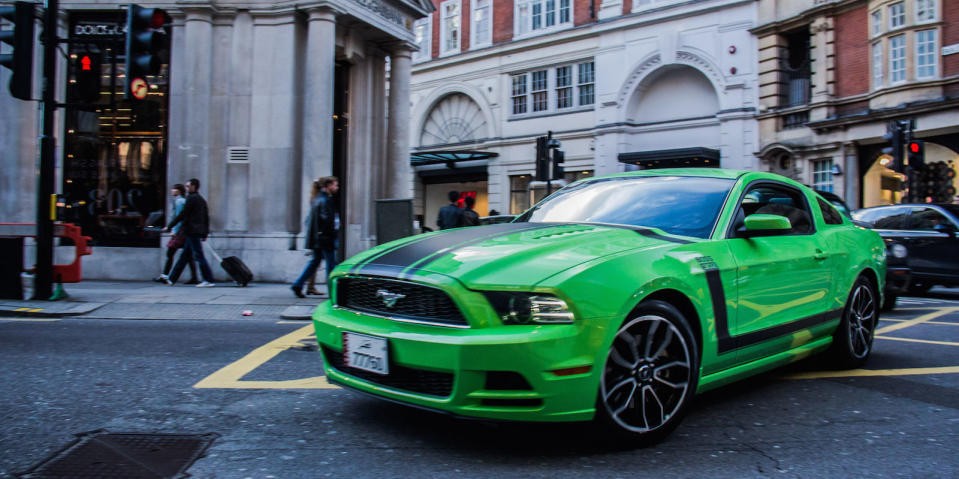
169;7;214;189
301;7;337;222
386;45;414;200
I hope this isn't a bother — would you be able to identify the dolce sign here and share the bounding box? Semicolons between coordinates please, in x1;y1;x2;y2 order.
74;24;126;36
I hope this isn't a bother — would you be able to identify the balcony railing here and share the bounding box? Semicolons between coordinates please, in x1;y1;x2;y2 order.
784;61;811;107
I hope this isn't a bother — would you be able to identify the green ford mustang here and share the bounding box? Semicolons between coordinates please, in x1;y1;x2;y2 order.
312;169;886;444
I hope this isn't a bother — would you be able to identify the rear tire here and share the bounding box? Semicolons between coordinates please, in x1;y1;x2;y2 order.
829;276;878;369
595;300;699;446
881;293;897;312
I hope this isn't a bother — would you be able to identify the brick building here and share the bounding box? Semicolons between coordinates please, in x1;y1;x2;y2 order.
409;0;760;227
754;0;959;208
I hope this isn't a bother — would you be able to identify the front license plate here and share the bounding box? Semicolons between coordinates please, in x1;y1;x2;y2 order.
343;331;389;375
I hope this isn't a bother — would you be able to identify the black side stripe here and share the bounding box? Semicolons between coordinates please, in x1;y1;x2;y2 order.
356;223;546;275
705;268;841;354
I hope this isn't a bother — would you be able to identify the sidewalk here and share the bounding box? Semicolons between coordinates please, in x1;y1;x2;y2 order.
0;280;327;320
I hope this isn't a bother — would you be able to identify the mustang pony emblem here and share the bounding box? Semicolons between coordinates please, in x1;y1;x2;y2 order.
375;289;406;308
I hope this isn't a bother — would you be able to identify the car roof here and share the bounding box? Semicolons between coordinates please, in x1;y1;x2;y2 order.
589;168;750;181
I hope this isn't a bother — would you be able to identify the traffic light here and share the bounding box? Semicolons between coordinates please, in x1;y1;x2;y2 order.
552;149;565;181
74;53;102;102
882;121;904;172
0;1;35;101
535;136;549;181
907;140;925;170
124;5;170;101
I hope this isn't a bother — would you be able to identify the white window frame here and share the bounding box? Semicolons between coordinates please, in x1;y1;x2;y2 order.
871;10;882;37
888;2;906;30
440;0;461;56
812;159;834;193
412;15;432;63
872;42;883;89
510;61;595;118
889;34;906;84
915;29;938;79
514;0;573;38
915;0;936;23
471;0;492;49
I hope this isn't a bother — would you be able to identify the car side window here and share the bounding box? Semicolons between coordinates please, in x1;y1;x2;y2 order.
855;207;909;229
730;184;813;237
908;207;950;231
817;197;844;225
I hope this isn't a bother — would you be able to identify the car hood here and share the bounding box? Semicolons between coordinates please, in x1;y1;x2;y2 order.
340;222;686;289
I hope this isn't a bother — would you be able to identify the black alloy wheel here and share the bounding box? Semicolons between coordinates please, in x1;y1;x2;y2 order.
596;300;699;446
830;275;878;368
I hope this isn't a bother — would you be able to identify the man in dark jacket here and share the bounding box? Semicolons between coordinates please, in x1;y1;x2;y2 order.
437;191;463;230
292;176;339;298
165;178;216;287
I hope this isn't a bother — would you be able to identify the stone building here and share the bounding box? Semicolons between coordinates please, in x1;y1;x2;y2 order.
409;0;760;228
0;0;433;281
754;0;959;208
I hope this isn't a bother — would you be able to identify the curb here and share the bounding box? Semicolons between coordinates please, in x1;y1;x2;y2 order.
0;302;106;318
280;305;316;321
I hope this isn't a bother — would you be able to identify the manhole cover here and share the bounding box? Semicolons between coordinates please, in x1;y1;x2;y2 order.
17;430;219;479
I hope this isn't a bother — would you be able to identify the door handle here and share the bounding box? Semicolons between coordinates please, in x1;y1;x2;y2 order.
814;249;828;261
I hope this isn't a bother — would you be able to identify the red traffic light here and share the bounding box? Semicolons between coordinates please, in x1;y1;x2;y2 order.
909;142;920;153
149;9;168;28
80;55;91;71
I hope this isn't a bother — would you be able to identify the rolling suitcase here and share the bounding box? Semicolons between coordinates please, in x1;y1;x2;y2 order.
205;243;254;286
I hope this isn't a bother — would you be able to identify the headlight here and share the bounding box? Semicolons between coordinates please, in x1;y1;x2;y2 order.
890;243;907;258
484;292;575;325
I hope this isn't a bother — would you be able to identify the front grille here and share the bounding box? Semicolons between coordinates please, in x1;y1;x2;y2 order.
336;276;468;327
322;346;454;397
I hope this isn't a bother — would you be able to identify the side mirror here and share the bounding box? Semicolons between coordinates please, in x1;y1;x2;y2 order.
741;214;792;238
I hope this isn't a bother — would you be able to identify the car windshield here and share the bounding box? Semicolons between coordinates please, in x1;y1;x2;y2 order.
515;175;735;238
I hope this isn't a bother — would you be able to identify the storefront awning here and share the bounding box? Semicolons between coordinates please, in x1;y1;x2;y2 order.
410;150;499;168
618;147;720;169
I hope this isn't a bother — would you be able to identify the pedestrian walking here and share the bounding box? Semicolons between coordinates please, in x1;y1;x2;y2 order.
292;176;340;298
155;184;198;284
164;178;216;287
437;190;464;230
304;180;324;296
462;195;480;226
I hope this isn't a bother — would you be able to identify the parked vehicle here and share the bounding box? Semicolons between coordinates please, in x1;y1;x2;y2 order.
852;204;959;301
313;169;885;445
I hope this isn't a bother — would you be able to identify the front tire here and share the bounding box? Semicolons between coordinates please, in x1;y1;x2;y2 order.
829;276;878;369
595;300;699;446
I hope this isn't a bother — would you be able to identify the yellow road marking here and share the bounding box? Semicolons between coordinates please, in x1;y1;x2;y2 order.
877;336;959;347
880;318;959;326
14;308;29;312
276;321;310;325
194;325;337;389
875;307;959;335
784;365;959;380
0;317;61;322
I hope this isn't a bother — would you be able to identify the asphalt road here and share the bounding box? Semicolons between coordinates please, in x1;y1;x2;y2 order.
1;294;958;478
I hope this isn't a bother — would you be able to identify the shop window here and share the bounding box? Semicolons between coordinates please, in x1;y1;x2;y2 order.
472;0;491;48
889;34;906;83
413;15;432;62
440;0;461;55
915;29;937;79
62;13;170;247
812;159;834;193
888;2;905;30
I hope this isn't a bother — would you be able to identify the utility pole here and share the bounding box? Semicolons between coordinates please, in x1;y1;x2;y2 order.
34;0;59;299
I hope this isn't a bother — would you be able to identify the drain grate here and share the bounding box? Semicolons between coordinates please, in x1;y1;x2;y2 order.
17;430;219;479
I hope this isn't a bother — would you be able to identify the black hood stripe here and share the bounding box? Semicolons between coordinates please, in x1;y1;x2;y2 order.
355;223;547;275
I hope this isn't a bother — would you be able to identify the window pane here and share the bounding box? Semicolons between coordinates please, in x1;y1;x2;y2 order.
511;75;527;115
889;2;905;28
474;1;490;45
916;0;936;22
578;62;595;84
871;10;882;36
545;0;555;27
872;42;883;88
518;4;530;34
889;35;905;83
916;29;937;78
532;70;548;91
560;0;571;23
813;159;833;193
532;2;542;30
556;88;572;109
556;66;571;87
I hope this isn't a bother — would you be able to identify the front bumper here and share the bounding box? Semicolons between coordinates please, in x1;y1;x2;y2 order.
311;301;610;422
885;266;911;294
